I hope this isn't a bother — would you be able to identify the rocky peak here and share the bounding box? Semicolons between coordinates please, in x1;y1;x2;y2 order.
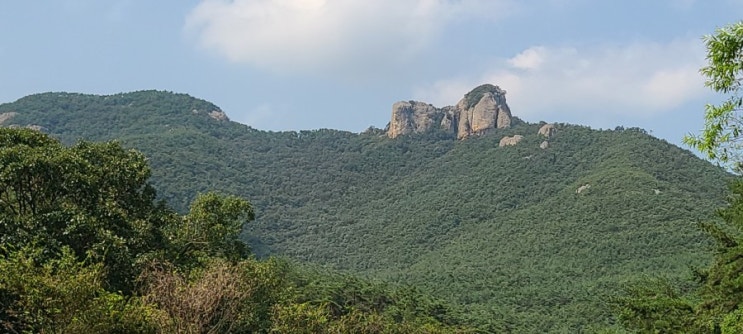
460;84;508;110
387;84;512;139
455;85;512;139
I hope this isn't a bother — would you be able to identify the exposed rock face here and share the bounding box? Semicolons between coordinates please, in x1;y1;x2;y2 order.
456;91;511;139
208;110;229;121
540;141;549;149
538;124;557;138
387;101;440;137
387;84;512;139
0;112;17;125
499;135;523;147
577;184;591;194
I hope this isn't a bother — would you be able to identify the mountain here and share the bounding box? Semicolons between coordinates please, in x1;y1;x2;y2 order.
0;88;732;332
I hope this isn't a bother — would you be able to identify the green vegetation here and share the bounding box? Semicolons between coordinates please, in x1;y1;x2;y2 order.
684;21;743;164
0;90;732;331
0;128;472;333
614;179;743;333
613;20;743;333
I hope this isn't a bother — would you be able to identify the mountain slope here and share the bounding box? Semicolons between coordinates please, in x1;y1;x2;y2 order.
0;90;731;332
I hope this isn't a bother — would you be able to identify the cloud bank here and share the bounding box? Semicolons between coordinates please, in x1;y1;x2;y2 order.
185;0;513;73
415;39;708;122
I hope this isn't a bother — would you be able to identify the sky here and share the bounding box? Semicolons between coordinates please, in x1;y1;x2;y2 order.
0;1;741;147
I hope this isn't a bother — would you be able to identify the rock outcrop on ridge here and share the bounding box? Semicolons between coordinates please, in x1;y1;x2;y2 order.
499;135;524;147
538;123;557;138
387;84;512;139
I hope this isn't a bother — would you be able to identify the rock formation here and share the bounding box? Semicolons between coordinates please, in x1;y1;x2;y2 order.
0;112;17;125
387;84;512;139
499;135;523;147
208;110;229;121
387;101;440;137
538;123;557;138
540;141;549;149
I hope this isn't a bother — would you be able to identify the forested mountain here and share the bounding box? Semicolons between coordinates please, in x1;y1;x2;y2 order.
0;128;472;333
0;90;732;332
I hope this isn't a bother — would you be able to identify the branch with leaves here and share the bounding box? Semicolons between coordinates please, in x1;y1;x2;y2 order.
684;21;743;164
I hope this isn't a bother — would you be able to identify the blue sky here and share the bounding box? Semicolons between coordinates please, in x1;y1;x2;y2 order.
0;1;741;147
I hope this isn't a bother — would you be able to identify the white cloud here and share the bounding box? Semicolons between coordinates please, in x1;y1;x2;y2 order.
184;0;514;74
508;46;546;70
414;39;708;123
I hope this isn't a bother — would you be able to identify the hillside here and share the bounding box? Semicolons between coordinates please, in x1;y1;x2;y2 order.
0;90;732;332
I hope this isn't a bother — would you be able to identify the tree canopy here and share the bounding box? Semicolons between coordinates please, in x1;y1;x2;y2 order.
0;128;472;333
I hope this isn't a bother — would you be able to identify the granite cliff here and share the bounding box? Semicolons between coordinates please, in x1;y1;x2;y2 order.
387;84;512;139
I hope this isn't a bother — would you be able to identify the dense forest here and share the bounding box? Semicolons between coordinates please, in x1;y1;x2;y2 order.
0;128;474;333
0;90;734;332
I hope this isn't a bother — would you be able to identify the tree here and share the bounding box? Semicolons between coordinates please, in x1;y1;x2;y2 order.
684;21;743;164
0;128;263;332
165;192;254;267
0;128;172;293
0;246;158;333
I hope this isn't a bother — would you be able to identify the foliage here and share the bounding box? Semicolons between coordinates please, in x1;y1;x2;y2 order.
0;246;158;334
0;128;170;293
140;258;258;333
1;91;733;332
684;21;743;163
0;128;473;333
166;192;254;267
615;179;743;333
613;278;700;333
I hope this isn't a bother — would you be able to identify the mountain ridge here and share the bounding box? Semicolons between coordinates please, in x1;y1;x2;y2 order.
0;88;732;332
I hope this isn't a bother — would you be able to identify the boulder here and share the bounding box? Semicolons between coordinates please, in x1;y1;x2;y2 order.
208;110;229;121
577;184;591;194
538;124;557;138
499;135;524;147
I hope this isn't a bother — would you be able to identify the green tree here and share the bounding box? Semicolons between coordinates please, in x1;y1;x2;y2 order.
684;21;743;164
165;192;254;267
0;128;171;293
0;246;157;334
